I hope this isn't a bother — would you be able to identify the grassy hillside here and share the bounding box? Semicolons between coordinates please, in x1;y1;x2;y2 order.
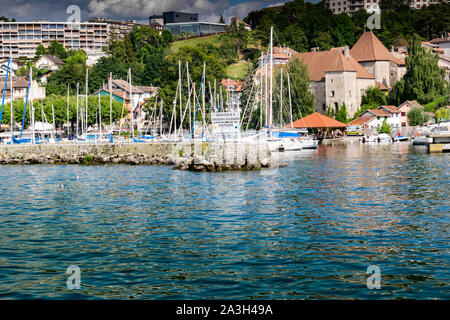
226;61;250;80
170;35;221;53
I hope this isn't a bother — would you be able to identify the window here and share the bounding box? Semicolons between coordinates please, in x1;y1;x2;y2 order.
323;104;326;111
330;90;335;97
401;112;406;116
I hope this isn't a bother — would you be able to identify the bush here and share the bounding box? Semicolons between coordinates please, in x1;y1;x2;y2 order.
408;107;429;126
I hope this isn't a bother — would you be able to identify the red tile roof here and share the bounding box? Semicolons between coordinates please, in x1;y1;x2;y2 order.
350;32;405;65
294;51;375;81
284;112;348;128
221;78;244;92
348;116;376;126
378;105;400;113
375;81;389;90
362;109;392;117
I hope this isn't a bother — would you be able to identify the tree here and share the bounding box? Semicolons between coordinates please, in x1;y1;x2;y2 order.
407;107;429;126
435;107;450;121
379;0;411;10
393;34;448;106
46;50;88;95
335;103;348;123
313;32;332;51
36;44;46;57
219;15;225;24
283;25;308;52
361;86;387;108
378;118;392;134
272;57;315;125
47;41;68;60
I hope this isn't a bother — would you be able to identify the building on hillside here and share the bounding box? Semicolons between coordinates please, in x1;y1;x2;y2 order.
325;0;379;14
423;36;450;81
0;76;46;103
258;46;297;68
349;106;400;133
350;32;406;89
164;22;225;36
88;18;164;37
35;54;64;71
221;79;244;112
295;47;376;117
0;21;108;61
151;12;199;24
325;0;447;14
230;17;251;31
398;100;423;128
97;79;158;109
150;11;225;36
254;32;408;117
0;58;21;77
95;79;158;129
429;33;450;56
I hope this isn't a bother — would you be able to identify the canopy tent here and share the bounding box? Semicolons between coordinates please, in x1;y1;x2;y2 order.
284;112;348;129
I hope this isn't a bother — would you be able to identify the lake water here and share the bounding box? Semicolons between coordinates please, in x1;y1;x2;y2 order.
0;143;448;299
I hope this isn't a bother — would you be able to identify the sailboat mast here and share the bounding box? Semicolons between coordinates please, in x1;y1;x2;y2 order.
287;72;293;128
178;60;182;135
260;52;263;129
30;68;35;145
66;83;70;136
109;72;112;135
160;98;163;135
129;68;134;139
10;60;13;136
76;83;79;137
186;61;191;134
280;67;283;128
85;68;88;135
202;63;206;134
98;92;101;134
52;104;55;135
269;26;273;129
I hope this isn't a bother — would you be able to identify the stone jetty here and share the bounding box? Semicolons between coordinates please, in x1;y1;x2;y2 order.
0;141;277;171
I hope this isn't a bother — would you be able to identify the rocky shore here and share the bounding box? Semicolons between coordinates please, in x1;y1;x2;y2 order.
0;142;276;171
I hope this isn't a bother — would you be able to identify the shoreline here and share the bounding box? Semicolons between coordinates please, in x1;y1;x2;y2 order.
0;141;274;171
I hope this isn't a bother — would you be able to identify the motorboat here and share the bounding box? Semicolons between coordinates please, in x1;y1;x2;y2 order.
360;133;392;143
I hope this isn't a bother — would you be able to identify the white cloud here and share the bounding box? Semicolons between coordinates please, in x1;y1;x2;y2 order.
87;0;229;21
87;0;289;23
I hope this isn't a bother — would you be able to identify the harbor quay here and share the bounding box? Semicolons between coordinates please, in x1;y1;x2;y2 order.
0;141;274;171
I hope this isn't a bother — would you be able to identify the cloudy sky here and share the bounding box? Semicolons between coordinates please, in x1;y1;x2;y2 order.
1;0;294;23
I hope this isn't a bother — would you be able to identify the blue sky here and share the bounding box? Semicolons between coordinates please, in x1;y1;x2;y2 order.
0;0;297;23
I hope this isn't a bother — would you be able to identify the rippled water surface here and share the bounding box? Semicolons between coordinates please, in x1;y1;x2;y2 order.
0;143;448;299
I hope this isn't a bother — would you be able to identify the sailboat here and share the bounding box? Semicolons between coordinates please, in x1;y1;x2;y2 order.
263;27;303;152
12;68;42;144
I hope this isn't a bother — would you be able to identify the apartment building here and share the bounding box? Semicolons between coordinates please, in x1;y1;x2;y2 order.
0;21;108;61
325;0;379;14
325;0;447;14
88;18;164;39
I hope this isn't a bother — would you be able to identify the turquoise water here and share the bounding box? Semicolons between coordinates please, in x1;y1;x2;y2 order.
0;143;448;299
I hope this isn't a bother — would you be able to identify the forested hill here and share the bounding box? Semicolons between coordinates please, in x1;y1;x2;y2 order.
244;0;450;51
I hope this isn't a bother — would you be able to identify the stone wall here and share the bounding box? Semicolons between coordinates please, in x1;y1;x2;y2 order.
0;141;274;171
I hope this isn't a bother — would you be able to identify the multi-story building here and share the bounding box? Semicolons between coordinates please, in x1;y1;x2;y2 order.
150;11;225;36
325;0;378;14
0;21;108;61
150;11;199;25
88;18;164;39
255;32;406;117
325;0;447;14
350;31;406;89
